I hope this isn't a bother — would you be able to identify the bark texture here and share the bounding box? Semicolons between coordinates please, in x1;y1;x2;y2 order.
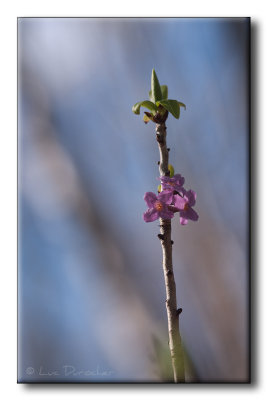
156;122;185;383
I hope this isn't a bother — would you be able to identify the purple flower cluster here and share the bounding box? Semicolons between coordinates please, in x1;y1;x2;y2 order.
143;174;198;226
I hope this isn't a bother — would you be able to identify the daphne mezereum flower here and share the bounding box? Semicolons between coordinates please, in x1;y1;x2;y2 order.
173;189;199;225
143;191;174;222
160;174;185;193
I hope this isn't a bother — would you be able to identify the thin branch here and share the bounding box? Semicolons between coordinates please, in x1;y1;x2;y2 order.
156;122;185;383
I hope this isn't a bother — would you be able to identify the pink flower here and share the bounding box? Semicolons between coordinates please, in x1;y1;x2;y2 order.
160;174;185;193
173;190;199;225
143;191;174;222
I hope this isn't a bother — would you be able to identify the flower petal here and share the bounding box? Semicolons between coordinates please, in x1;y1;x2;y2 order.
143;208;159;222
185;207;199;221
161;182;172;191
180;216;188;225
186;190;197;206
158;190;173;205
144;192;157;208
173;194;187;210
160;176;170;183
175;187;186;197
173;174;185;186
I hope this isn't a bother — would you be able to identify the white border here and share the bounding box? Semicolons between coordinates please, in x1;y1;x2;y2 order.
0;1;264;398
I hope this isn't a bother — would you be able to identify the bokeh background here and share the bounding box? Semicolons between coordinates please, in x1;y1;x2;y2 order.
18;18;250;383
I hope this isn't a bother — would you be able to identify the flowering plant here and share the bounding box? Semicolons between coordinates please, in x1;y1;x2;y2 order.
132;69;198;383
144;174;198;226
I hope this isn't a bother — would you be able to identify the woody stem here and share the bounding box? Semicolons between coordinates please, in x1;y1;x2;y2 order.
156;122;185;383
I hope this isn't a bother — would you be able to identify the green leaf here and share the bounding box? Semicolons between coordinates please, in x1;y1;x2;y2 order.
160;85;168;100
151;69;162;103
149;85;168;102
179;102;186;110
156;99;184;119
132;100;158;115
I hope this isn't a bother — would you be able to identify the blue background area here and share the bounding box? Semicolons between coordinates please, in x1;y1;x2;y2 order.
18;18;249;382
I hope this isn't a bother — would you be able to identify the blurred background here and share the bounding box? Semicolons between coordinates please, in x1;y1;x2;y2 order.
18;18;249;383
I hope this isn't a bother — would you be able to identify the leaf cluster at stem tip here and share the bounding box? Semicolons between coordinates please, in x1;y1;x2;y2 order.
132;69;186;124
